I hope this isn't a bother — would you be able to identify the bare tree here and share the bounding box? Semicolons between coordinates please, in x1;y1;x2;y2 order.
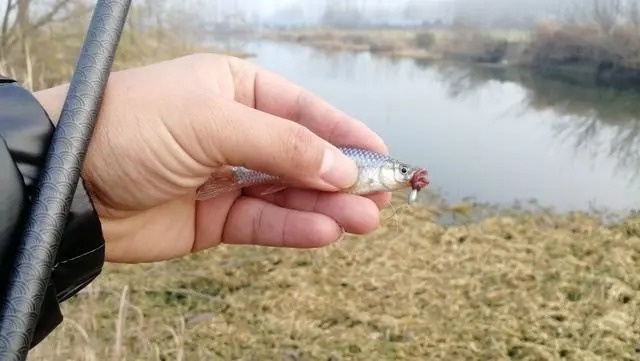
1;0;249;89
0;0;92;87
17;0;31;87
591;0;623;32
1;0;85;55
1;0;15;59
627;0;640;29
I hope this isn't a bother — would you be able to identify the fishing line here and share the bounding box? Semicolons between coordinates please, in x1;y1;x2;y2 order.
381;195;414;234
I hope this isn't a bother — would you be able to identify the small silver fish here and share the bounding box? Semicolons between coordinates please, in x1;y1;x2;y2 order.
195;146;429;203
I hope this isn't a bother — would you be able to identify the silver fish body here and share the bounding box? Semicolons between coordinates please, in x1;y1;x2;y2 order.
196;146;427;202
340;147;419;194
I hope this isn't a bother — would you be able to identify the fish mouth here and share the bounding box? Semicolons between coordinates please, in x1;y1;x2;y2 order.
410;168;429;191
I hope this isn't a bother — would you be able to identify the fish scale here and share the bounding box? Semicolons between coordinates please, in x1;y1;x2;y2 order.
340;146;393;167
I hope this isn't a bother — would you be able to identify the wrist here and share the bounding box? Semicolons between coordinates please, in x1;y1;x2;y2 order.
32;83;70;126
0;77;106;347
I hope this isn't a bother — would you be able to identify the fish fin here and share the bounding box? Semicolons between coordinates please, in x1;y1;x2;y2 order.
259;185;288;196
196;181;243;201
195;168;241;201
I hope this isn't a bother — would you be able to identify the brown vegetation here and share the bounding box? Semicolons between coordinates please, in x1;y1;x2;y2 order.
262;1;640;88
262;28;422;55
0;0;251;91
27;191;640;360
260;27;520;64
493;0;640;85
431;26;512;63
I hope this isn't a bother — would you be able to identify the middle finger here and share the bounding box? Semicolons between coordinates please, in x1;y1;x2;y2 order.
243;187;387;235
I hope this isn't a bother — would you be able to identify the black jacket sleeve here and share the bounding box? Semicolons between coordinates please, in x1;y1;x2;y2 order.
0;76;105;348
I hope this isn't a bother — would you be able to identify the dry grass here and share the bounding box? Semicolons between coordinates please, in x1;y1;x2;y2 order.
2;25;253;92
260;27;529;65
28;192;640;361
261;28;418;53
263;22;640;87
528;21;605;67
0;3;253;92
528;19;640;74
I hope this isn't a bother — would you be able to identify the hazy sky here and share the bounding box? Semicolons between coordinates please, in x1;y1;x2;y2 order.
0;0;596;27
231;0;420;16
0;0;440;24
208;0;442;18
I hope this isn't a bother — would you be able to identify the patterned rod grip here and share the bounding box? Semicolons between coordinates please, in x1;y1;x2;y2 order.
0;1;131;359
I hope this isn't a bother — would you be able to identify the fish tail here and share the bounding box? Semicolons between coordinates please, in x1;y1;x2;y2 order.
195;169;243;201
196;180;245;201
195;166;282;201
196;176;242;201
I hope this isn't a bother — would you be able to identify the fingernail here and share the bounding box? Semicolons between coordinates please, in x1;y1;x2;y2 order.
320;147;358;189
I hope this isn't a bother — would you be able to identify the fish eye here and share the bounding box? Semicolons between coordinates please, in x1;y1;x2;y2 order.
400;167;408;174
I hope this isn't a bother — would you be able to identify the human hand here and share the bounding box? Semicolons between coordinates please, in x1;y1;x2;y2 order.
34;54;390;263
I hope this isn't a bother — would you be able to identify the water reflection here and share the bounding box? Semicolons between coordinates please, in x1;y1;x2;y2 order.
246;41;640;214
420;62;640;189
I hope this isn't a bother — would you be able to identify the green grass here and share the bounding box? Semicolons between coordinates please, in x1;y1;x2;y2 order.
28;192;640;360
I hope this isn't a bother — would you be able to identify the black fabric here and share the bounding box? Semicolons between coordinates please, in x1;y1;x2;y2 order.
0;78;105;348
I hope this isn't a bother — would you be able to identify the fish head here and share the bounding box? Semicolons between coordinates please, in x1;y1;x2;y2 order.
390;160;429;205
388;160;428;190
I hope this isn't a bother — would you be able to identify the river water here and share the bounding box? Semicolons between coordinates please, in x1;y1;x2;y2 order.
238;40;640;214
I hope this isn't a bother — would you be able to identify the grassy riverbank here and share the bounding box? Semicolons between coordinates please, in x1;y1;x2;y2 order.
261;20;640;89
260;27;528;64
29;191;640;360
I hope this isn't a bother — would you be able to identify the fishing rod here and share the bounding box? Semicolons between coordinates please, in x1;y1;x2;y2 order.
0;1;131;360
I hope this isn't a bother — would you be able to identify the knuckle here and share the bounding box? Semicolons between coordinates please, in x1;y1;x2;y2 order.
288;124;315;148
283;125;323;171
187;52;225;65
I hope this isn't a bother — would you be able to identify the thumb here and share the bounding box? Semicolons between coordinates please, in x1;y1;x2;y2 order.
192;98;359;192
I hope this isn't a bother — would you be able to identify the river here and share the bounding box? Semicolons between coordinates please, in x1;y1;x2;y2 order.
234;40;640;214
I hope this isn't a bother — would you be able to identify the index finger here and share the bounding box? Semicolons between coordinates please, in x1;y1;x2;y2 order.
228;58;388;155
